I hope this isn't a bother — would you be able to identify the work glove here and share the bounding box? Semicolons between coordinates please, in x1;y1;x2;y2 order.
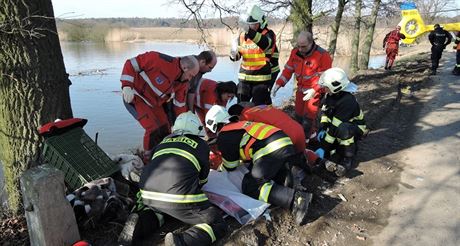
302;88;316;101
316;130;326;142
271;84;280;98
122;87;135;103
315;148;325;159
230;37;239;60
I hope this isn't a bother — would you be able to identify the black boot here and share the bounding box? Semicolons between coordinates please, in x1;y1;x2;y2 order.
431;69;437;75
291;190;313;225
335;157;353;177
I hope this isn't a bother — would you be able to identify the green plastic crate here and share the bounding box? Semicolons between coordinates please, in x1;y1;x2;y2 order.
42;127;119;190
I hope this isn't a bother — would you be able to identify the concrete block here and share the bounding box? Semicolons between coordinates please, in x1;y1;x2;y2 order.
20;165;80;246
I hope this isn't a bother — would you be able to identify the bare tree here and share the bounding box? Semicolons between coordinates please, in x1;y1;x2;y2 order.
413;0;456;22
175;0;334;45
0;0;72;213
359;0;382;70
328;0;350;59
350;0;363;74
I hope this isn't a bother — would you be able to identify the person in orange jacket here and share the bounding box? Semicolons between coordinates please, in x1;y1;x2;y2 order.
228;103;306;162
120;52;199;162
227;103;335;175
230;5;275;106
205;105;313;225
271;31;332;137
383;26;405;70
194;79;237;126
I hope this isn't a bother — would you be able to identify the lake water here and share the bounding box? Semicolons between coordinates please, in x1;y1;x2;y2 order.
0;42;385;203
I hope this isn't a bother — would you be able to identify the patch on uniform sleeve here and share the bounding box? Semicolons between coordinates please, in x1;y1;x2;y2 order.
155;76;164;84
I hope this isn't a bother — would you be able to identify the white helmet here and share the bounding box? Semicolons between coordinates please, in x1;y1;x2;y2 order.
318;67;350;94
245;5;266;28
172;111;204;136
205;105;231;133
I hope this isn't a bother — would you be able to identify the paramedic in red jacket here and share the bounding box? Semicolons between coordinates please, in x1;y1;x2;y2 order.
120;52;199;162
383;26;405;70
271;31;332;136
194;79;237;125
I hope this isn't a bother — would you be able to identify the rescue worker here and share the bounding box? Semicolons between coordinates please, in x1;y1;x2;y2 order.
271;31;332;137
230;5;275;106
383;26;406;70
139;111;227;246
120;52;199;162
452;31;460;76
194;79;237;126
428;24;452;75
314;67;368;177
227;103;337;175
205;105;313;225
187;51;218;110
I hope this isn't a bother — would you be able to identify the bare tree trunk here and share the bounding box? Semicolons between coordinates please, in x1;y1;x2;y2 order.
328;0;348;59
289;0;313;38
359;0;382;70
350;0;362;74
0;0;72;213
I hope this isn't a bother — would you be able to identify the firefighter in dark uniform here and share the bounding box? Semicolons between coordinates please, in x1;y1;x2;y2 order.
205;105;313;225
428;24;452;75
314;68;368;177
230;5;275;105
138;111;227;246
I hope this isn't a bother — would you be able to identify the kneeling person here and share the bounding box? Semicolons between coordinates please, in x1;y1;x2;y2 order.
139;111;227;246
206;105;313;225
314;68;368;176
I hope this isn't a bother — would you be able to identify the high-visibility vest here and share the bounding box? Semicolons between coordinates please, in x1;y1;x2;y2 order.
221;121;280;161
239;29;270;71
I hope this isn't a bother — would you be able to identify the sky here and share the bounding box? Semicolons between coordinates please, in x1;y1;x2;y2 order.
51;0;458;19
51;0;257;19
52;0;189;19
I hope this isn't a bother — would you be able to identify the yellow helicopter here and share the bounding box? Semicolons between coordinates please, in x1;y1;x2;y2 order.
398;2;460;44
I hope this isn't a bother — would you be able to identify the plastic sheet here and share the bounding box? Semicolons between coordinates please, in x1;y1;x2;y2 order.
202;166;270;224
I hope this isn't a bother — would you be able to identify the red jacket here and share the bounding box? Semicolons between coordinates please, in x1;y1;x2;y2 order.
120;51;188;115
194;79;224;112
194;78;226;124
239;105;306;153
383;30;405;47
276;45;332;91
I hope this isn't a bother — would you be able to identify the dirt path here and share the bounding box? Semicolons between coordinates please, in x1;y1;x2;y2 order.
373;54;460;245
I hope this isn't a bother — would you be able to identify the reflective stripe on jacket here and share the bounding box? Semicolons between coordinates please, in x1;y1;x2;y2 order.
221;121;292;163
237;28;273;83
240;105;306;153
239;29;270;70
276;46;332;90
139;134;210;208
319;92;367;150
120;51;188;115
